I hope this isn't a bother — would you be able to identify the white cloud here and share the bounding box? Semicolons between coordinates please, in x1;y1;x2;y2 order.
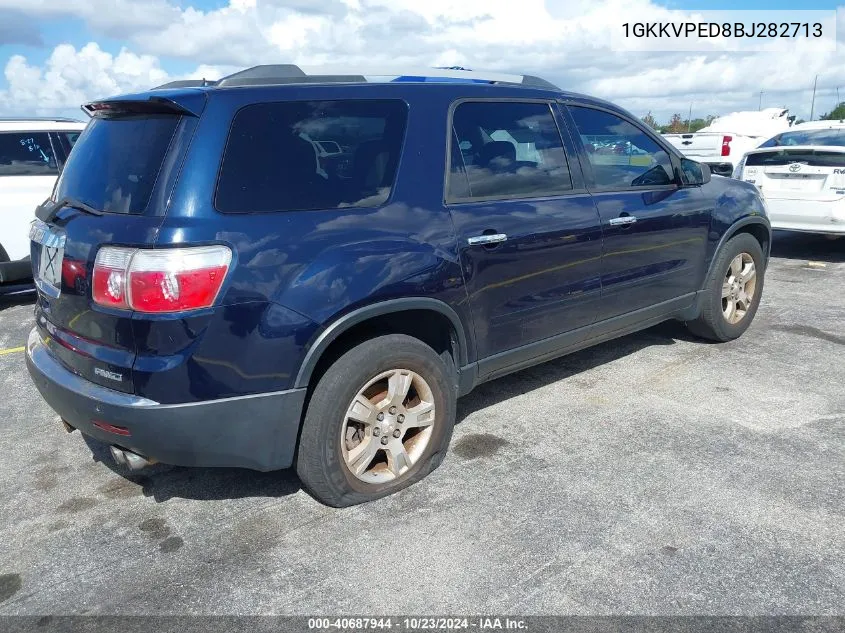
0;43;169;116
1;0;844;121
0;0;180;37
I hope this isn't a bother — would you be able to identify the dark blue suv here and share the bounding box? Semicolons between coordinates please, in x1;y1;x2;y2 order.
25;66;771;506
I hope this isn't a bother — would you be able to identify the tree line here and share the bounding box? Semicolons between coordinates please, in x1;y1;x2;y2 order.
640;112;716;134
641;103;845;134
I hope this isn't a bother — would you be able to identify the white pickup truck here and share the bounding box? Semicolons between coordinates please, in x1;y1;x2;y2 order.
663;108;793;177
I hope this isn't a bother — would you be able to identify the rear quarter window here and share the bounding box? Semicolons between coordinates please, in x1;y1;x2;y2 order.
215;100;408;213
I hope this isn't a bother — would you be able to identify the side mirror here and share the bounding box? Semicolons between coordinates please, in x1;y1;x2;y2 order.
678;158;711;186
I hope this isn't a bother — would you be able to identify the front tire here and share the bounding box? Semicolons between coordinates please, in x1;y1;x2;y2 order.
687;232;765;342
296;334;456;507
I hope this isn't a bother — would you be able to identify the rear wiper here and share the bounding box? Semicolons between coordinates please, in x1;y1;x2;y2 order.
36;196;103;223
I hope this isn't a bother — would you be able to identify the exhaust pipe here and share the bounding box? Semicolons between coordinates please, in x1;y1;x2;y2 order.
109;445;155;471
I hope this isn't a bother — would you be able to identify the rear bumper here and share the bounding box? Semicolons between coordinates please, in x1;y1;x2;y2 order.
766;197;845;234
0;258;32;285
25;328;307;471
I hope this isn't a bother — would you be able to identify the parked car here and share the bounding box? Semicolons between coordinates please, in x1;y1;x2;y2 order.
0;118;86;294
732;120;845;235
25;66;771;506
663;108;793;177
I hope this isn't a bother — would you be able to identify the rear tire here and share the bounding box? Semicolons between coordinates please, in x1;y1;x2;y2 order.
296;334;456;507
687;232;764;342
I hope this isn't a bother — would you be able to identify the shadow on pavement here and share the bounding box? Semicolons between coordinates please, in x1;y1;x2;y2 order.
81;319;696;503
456;319;690;424
0;290;35;312
770;230;844;263
83;435;302;503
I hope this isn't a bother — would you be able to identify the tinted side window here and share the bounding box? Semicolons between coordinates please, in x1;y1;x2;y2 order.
216;100;408;213
0;132;58;176
448;101;572;201
568;106;674;189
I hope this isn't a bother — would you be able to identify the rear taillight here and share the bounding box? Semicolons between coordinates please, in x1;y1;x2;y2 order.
92;247;134;309
93;246;231;313
721;135;732;157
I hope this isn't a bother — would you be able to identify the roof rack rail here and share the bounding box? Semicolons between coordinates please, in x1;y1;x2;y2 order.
219;74;368;88
0;116;83;123
520;75;559;89
153;79;218;90
435;67;559;90
217;64;306;87
188;64;560;90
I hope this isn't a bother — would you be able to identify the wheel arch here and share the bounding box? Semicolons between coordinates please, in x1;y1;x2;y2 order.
294;298;472;392
704;216;771;284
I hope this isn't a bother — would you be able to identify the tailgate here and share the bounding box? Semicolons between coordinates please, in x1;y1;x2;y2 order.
30;100;198;394
31;213;165;393
741;147;845;200
664;133;725;160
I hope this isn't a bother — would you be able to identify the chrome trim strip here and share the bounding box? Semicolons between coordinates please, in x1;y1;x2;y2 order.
29;219;66;248
34;278;61;299
467;233;508;246
608;216;637;226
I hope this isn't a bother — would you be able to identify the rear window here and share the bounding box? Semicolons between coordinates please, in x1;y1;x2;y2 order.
745;149;845;167
215;100;408;213
759;129;845;148
0;132;59;176
54;115;180;214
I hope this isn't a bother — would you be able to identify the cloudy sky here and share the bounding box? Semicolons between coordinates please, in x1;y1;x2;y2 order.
0;0;843;123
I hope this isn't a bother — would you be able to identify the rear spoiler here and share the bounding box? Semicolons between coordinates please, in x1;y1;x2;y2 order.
743;145;845;156
81;97;200;118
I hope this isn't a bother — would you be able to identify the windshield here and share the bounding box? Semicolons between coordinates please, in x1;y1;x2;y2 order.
54;115;180;214
759;128;845;148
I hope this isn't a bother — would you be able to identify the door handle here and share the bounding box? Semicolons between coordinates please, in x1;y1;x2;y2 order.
608;216;637;226
467;233;508;246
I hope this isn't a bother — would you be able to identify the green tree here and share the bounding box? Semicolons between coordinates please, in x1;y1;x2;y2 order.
821;102;845;120
641;111;658;130
684;117;714;132
665;113;685;134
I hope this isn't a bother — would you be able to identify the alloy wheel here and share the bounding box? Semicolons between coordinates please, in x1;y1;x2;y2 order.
341;368;436;484
722;252;756;325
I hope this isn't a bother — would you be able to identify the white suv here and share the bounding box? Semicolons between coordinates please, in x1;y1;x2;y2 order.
733;120;845;235
0;118;87;292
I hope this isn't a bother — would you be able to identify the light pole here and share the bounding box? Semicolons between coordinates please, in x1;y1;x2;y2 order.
810;74;818;120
